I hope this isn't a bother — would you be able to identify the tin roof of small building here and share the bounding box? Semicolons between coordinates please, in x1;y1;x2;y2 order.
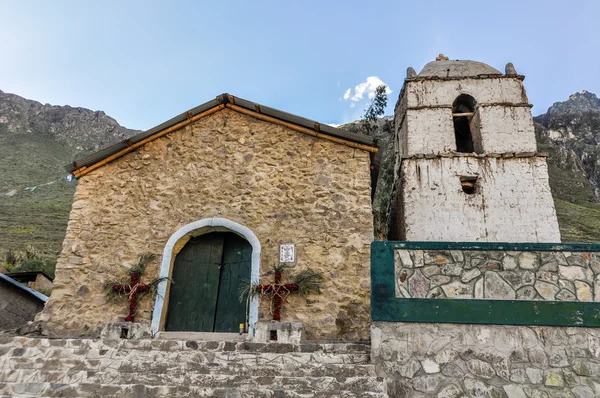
0;273;49;303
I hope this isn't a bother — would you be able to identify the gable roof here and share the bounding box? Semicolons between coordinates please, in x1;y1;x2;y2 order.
66;94;378;178
0;273;49;303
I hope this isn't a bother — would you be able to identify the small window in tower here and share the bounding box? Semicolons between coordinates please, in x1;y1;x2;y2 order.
460;176;478;195
452;94;477;153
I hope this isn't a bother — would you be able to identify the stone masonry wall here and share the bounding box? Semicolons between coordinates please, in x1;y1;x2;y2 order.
372;321;600;398
0;282;44;331
37;109;374;340
395;249;600;301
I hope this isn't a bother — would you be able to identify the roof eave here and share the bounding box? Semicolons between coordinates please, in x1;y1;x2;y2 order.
65;94;377;176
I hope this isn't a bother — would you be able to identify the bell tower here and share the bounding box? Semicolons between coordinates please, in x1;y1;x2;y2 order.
390;55;560;242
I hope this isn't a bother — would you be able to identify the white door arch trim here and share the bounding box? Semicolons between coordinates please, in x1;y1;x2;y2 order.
151;217;261;335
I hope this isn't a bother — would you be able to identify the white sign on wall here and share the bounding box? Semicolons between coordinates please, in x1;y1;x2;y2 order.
279;244;295;263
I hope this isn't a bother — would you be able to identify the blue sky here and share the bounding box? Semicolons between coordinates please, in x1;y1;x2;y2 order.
1;1;599;130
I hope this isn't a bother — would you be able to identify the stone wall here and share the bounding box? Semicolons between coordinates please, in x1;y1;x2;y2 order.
397;156;561;242
37;108;374;340
0;281;44;331
372;322;600;398
395;249;600;301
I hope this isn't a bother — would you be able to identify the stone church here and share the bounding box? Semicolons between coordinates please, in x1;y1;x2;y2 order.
38;95;378;340
38;55;560;341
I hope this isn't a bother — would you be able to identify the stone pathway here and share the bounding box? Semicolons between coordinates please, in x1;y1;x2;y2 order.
0;335;386;397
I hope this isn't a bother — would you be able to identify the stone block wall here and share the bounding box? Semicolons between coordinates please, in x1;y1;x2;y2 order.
372;322;600;397
0;281;44;331
395;249;600;301
37;109;374;340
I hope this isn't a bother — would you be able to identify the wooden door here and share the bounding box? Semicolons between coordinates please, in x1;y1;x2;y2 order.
164;232;251;332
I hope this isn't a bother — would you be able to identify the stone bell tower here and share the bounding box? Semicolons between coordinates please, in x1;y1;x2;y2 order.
390;55;561;242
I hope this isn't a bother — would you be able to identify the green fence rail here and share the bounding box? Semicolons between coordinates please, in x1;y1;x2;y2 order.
370;241;600;327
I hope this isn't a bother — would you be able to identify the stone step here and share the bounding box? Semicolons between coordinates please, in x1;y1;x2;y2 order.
0;369;384;392
1;349;369;370
0;337;370;355
2;357;377;378
0;382;387;398
0;336;385;397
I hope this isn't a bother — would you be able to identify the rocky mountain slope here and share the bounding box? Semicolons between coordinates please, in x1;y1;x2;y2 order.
534;90;600;242
0;90;140;258
1;89;600;266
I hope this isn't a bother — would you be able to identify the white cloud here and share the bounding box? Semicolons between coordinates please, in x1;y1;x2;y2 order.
343;88;351;100
328;123;341;128
343;76;392;103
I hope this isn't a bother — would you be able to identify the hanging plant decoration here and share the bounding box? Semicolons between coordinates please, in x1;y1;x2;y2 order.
239;263;324;321
104;253;169;322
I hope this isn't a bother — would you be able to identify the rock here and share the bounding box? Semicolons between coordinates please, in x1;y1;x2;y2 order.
461;268;481;283
559;280;575;293
544;370;565;387
409;270;430;298
574;281;592;301
467;358;495;379
412;375;440;393
547;348;568;367
440;263;463;276
430;275;452;287
519;252;538;270
463;378;495;397
559;265;587;281
396;250;413;268
526;367;544;384
485;271;516;299
442;281;473;298
406;67;417;78
421;358;440;374
571;386;595;398
435;349;457;364
397;358;422;378
437;384;463;398
528;347;549;368
535;280;560;300
503;255;519;270
442;363;464;377
556;289;577;301
503;384;527;398
516;286;537;300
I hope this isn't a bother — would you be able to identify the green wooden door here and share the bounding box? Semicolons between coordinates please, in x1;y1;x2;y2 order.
165;232;251;333
214;233;252;332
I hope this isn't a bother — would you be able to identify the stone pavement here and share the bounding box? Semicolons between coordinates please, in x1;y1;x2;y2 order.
0;335;385;397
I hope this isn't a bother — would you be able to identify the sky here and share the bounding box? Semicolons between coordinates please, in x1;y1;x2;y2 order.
1;1;599;130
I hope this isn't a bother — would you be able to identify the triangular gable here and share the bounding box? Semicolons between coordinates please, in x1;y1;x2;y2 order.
66;94;378;179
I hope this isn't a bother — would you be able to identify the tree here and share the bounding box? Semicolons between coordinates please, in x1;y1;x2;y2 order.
361;85;389;136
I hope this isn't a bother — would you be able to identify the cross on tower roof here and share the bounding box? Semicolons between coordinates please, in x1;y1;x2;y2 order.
436;54;449;61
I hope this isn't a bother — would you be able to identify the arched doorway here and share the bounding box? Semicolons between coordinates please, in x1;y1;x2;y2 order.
151;218;261;336
165;232;251;332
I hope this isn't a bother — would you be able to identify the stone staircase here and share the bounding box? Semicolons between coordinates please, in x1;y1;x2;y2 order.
0;335;386;397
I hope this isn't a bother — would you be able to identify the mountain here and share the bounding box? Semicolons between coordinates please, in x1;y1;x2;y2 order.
0;90;140;259
534;90;600;242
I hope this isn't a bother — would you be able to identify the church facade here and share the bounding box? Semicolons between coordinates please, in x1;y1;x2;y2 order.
37;95;377;340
